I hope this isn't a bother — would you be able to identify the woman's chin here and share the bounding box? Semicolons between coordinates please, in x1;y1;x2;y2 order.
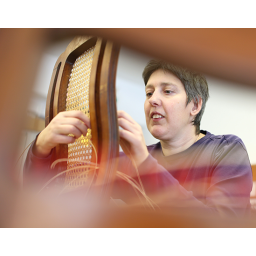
150;127;166;140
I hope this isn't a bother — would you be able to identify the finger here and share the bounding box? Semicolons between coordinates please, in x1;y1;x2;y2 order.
118;117;138;134
57;117;88;136
56;125;84;139
61;110;91;128
119;128;137;144
119;123;146;148
54;134;76;145
117;110;136;125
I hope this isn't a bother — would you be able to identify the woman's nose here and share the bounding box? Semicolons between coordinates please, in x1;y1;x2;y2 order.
148;92;161;106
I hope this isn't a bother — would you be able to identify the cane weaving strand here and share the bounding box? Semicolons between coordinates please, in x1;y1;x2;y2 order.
64;46;95;189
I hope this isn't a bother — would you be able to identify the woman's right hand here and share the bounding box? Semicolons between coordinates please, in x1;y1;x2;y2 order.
33;110;91;157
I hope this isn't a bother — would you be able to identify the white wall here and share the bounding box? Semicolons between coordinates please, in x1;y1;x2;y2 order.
201;76;256;164
24;40;256;165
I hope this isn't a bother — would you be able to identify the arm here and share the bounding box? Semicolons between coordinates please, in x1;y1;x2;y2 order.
23;110;90;187
117;111;252;217
115;146;252;217
206;137;253;216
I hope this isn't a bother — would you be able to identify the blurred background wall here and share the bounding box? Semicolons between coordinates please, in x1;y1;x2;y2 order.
18;37;256;181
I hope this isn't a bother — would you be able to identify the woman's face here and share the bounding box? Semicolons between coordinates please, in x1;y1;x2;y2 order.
144;69;195;142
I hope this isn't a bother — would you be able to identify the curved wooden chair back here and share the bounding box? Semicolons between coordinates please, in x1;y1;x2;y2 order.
45;36;120;200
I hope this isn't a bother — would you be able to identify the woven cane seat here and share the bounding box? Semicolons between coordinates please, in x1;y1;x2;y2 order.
65;47;94;189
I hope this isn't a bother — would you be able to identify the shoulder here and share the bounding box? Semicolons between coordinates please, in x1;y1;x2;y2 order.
201;130;247;151
197;131;251;166
202;131;251;169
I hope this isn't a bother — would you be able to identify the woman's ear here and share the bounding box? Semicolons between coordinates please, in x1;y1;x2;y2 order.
191;97;202;117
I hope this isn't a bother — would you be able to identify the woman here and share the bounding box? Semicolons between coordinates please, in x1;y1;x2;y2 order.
24;60;252;217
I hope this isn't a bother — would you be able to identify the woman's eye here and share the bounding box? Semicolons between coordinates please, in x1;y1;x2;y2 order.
146;92;153;97
165;90;172;94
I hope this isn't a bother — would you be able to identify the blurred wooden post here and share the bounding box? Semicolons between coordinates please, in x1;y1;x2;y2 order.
54;28;256;87
0;29;49;186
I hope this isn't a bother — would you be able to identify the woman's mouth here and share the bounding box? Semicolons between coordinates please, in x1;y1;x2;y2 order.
152;114;164;119
151;112;164;120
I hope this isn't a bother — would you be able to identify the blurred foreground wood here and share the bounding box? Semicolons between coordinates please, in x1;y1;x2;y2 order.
54;28;256;87
0;28;256;227
2;188;256;228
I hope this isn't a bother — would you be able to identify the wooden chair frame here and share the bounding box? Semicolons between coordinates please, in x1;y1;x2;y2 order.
45;36;120;199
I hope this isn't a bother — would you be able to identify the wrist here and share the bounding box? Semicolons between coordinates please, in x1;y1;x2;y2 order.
134;152;149;168
33;134;53;158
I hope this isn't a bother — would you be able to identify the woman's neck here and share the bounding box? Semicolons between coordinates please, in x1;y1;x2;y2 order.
160;131;204;157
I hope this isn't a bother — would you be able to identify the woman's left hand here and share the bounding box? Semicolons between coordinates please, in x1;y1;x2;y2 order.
118;110;149;167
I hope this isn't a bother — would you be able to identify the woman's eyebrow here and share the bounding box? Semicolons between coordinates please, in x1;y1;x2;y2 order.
145;84;154;90
160;82;177;87
145;82;177;89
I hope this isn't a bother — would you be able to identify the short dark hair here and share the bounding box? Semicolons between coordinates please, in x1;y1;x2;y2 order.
142;60;209;135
